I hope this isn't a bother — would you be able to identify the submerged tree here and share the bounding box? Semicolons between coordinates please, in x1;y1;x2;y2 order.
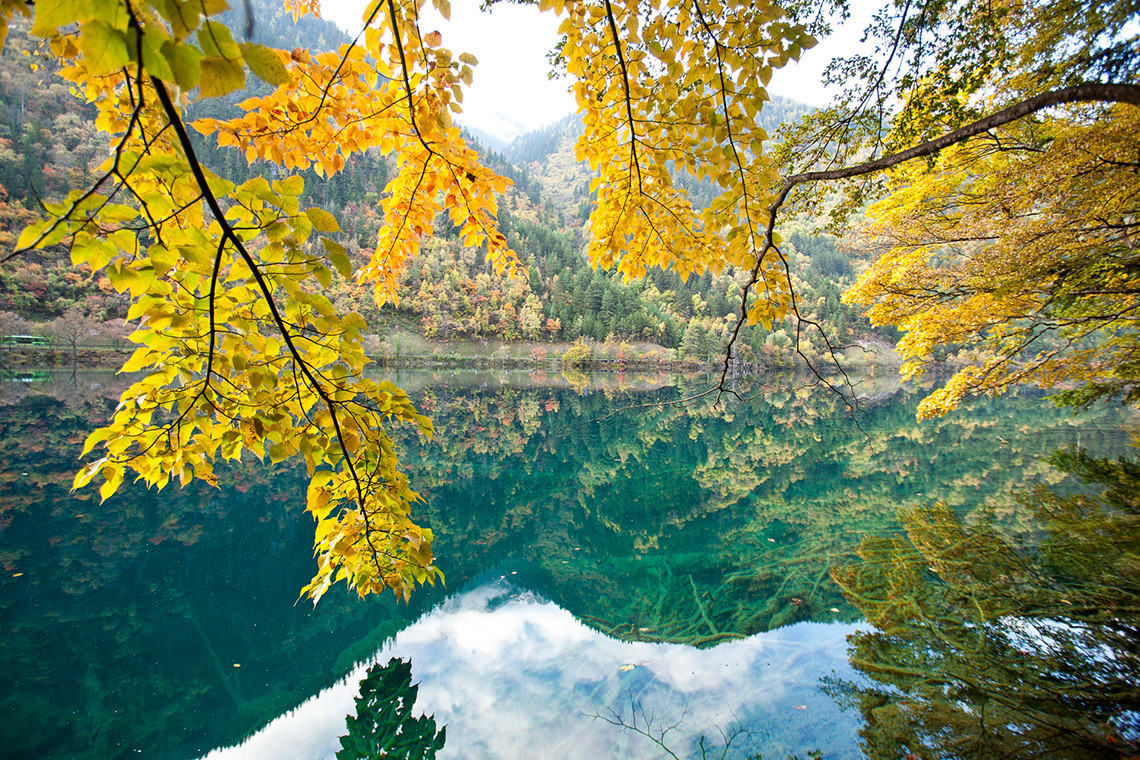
831;451;1140;759
1;0;1136;602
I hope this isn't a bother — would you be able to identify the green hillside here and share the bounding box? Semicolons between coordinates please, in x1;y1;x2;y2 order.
0;0;880;371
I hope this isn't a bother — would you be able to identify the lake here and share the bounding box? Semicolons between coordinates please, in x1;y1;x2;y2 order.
1;368;1136;760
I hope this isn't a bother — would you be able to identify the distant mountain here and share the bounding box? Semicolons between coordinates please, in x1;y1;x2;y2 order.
495;94;816;214
499;114;590;211
501;113;584;167
0;10;878;364
759;94;815;133
501;94;813;167
460;125;510;153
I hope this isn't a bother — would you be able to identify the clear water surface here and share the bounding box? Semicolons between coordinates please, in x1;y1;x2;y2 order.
1;368;1135;760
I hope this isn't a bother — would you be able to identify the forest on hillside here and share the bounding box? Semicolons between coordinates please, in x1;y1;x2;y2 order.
0;0;879;370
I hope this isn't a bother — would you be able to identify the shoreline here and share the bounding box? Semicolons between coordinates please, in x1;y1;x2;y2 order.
1;334;901;376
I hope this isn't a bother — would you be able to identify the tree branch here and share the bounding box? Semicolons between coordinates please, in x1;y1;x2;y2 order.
720;82;1140;397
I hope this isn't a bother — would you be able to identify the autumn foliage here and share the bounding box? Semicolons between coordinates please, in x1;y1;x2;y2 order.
2;0;1136;603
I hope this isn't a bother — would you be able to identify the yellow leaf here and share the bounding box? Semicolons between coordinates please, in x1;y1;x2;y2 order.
240;43;290;86
199;55;245;98
99;466;123;502
305;207;341;233
240;418;258;449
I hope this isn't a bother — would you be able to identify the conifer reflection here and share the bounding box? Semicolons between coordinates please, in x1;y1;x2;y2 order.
337;658;446;760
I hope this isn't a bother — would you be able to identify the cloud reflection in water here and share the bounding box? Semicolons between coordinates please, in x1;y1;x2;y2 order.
202;582;865;760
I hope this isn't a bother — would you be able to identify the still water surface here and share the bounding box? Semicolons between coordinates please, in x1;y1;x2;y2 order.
1;369;1135;759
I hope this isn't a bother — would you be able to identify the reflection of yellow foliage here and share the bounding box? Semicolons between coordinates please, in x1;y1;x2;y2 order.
561;369;591;393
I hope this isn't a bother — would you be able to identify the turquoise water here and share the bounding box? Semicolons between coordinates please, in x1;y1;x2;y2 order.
0;369;1134;759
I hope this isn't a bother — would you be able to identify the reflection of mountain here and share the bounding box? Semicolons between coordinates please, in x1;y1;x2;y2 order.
204;582;865;760
0;372;1132;759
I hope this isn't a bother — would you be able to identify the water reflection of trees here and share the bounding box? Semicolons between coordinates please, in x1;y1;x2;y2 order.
0;372;1132;758
337;658;446;760
400;380;1130;645
0;388;422;760
831;450;1140;759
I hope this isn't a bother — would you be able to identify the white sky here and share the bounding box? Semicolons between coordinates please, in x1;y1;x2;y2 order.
320;0;877;142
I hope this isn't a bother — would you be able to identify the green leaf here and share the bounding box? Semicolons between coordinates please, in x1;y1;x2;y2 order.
199;0;230;14
240;42;290;86
273;175;305;198
152;0;201;39
161;40;202;90
80;21;129;76
313;264;332;290
269;442;288;464
198;20;240;60
32;0;83;36
321;236;345;256
140;30;175;82
323;237;352;278
239;176;277;203
88;0;129;29
328;249;352;279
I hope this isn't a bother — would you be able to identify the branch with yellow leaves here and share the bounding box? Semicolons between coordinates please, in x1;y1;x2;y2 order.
718;82;1140;407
